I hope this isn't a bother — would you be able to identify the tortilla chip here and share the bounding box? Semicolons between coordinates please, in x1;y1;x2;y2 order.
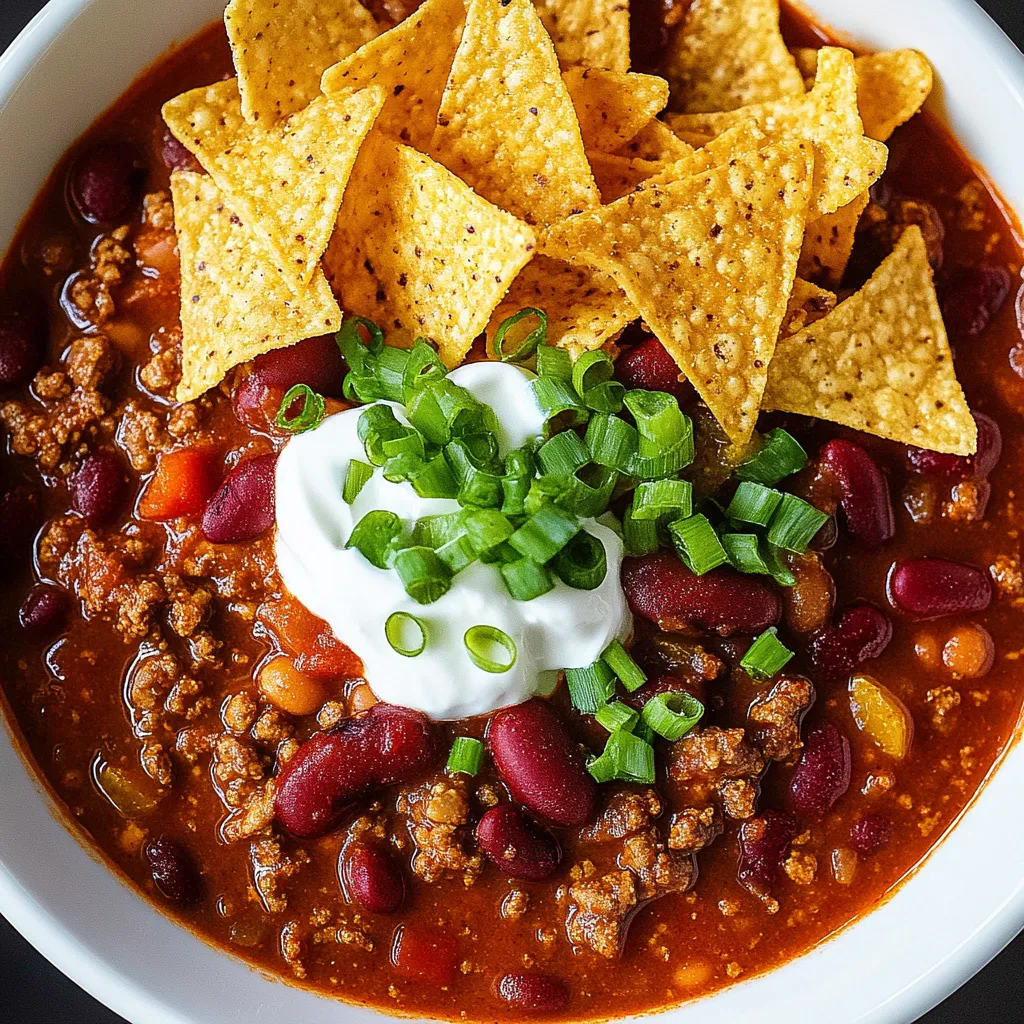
764;226;975;455
589;152;668;202
431;0;598;227
488;256;634;356
170;172;341;403
781;278;836;337
324;133;536;368
667;47;888;216
321;0;466;152
563;69;669;155
224;0;379;124
162;81;383;288
544;140;813;443
798;193;869;289
792;47;933;142
664;0;805;113
613;119;694;161
532;0;630;73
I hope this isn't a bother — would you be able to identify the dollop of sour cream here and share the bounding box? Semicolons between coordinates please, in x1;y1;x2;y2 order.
275;362;632;719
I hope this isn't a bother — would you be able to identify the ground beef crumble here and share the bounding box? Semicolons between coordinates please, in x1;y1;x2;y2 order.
398;776;483;885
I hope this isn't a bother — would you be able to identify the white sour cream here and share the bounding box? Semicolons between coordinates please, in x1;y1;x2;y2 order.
275;361;632;720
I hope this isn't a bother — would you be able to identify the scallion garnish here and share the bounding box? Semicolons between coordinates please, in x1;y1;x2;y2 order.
571;350;625;413
500;446;535;516
462;508;515;557
337;316;384;374
553;530;607;590
735;428;808;485
358;405;407;466
508;504;579;563
622;502;659;556
595;700;639;734
447;736;484;775
623;389;695;478
492;307;547;363
632;479;693;522
537;430;590;477
445;438;503;508
565;659;616;713
532;376;589;436
385;611;427;657
373;344;411;402
602;639;647;692
393;546;452;605
536;344;572;381
741;627;795;679
726;481;784;527
641;691;704;741
343;460;374;504
464;625;517;673
585;413;638;474
347;510;404;569
402;339;447;400
501;556;554;600
275;384;325;434
766;493;828;553
409;452;460;498
668;513;729;575
587;729;655;785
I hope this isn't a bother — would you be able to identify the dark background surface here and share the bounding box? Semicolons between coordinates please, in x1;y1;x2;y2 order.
2;0;1024;1021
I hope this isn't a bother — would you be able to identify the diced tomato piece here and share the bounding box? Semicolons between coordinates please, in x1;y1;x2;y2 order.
258;594;364;680
390;926;458;986
138;447;219;521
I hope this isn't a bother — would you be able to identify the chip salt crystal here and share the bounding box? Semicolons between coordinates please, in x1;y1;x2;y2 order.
532;0;630;73
563;68;670;155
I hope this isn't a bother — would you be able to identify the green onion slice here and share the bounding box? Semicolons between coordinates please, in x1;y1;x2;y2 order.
445;438;503;508
385;611;427;657
741;627;795;679
373;345;411;403
462;508;515;556
554;530;607;590
595;700;639;734
508;504;579;563
624;389;694;458
532;377;589;436
565;659;616;713
623;502;659;557
501;556;555;600
668;513;729;575
275;384;325;434
358;405;407;465
726;481;783;527
537;430;591;477
402;339;446;400
409;453;460;498
766;493;828;553
602;639;647;693
632;479;693;522
735;428;808;485
347;510;404;569
337;316;384;375
536;345;572;381
501;446;535;516
464;625;518;673
436;533;477;574
585;413;638;474
447;736;484;775
492;308;547;363
588;729;655;784
343;460;374;504
393;546;452;605
641;691;704;741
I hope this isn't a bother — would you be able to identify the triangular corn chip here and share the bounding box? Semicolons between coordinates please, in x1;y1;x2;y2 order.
162;81;384;289
544;140;813;442
563;68;669;155
431;0;598;227
589;152;669;203
321;0;467;152
764;226;976;455
532;0;630;74
798;193;869;289
613;119;694;161
170;172;341;403
664;0;805;113
323;133;536;368
667;47;888;216
781;278;836;337
224;0;379;124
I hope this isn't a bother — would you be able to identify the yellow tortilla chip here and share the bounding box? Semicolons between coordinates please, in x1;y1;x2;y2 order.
431;0;598;227
665;0;805;113
667;47;888;216
321;0;466;152
488;256;634;356
613;119;694;161
563;69;669;155
532;0;630;74
162;81;383;289
798;193;869;289
544;140;813;443
792;47;933;142
589;152;668;203
323;133;536;368
764;226;976;455
224;0;379;124
170;172;342;403
781;278;836;337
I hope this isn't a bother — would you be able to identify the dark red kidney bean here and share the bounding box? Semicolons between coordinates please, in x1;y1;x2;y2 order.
0;484;40;570
488;699;596;827
737;810;798;897
905;412;1002;480
251;335;345;397
70;450;128;526
496;973;570;1014
476;805;561;881
850;814;893;855
144;837;201;904
70;143;143;223
819;439;894;548
19;584;69;633
276;704;442;839
615;336;691;403
0;315;44;386
341;841;404;913
202;452;278;544
807;604;892;684
391;925;458;986
888;557;993;619
622;553;781;637
790;724;851;820
942;264;1012;338
160;131;202;173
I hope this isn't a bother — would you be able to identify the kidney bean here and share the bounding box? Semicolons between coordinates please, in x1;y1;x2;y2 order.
69;450;127;526
160;130;202;173
942;264;1012;338
253;335;346;397
737;810;798;897
496;973;570;1014
807;604;892;684
275;704;442;839
888;557;992;619
144;837;201;904
488;699;596;827
0;314;44;386
0;484;40;571
342;841;404;913
19;584;69;633
70;143;143;223
391;925;458;986
819;439;894;548
790;724;851;819
476;805;561;881
849;814;893;855
622;553;781;637
201;452;277;543
615;336;691;403
905;412;1002;481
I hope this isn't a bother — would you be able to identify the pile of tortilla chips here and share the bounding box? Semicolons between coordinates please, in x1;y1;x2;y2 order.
165;0;975;455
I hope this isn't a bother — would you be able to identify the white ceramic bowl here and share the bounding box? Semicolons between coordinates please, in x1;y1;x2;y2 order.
2;1;1024;1022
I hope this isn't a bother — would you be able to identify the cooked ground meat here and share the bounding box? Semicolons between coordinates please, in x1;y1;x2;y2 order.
746;675;815;762
399;777;483;885
668;805;722;853
581;788;662;842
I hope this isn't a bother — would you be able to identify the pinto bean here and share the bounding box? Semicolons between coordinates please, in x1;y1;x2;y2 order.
888;558;993;619
476;805;561;881
782;551;835;635
496;973;570;1013
341;841;404;913
144;836;201;904
258;656;326;716
818;439;894;548
790;724;851;819
202;452;277;543
807;604;892;683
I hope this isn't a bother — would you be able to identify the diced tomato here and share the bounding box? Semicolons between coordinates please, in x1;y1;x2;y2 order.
390;926;458;986
258;594;364;681
138;447;219;521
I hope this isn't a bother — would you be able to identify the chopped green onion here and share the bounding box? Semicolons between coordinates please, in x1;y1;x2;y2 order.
412;512;464;548
409;452;459;498
595;700;639;734
561;465;618;519
373;345;411;402
623;502;659;556
554;530;607;590
668;513;728;575
508;504;579;563
536;345;573;381
537;430;590;477
381;425;426;460
565;660;616;713
741;627;795;679
275;384;325;434
726;481;783;527
766;493;828;553
641;691;704;741
602;639;647;693
347;510;404;569
735;428;808;485
501;446;535;516
382;451;425;484
585;413;638;474
447;736;484;775
571;351;625;413
479;541;520;565
337;316;384;375
623;390;694;465
436;533;477;574
462;508;515;556
385;611;427;657
492;308;547;363
402;339;446;400
501;556;555;600
343;372;386;403
632;479;693;521
343;460;374;504
532;377;589;436
445;439;503;508
393;546;452;605
762;542;797;587
358;405;407;465
464;625;517;673
408;379;493;445
721;532;771;574
524;474;572;516
634;719;655;746
588;729;655;784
